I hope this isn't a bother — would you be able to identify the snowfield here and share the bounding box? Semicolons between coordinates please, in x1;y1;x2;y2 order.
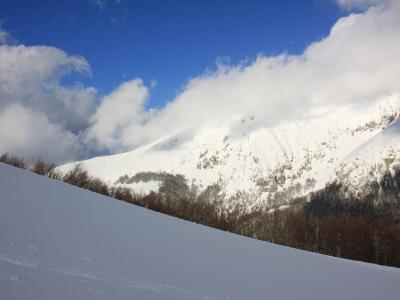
58;94;400;209
1;162;400;300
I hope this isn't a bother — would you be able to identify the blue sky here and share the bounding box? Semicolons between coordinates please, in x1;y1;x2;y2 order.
0;0;344;108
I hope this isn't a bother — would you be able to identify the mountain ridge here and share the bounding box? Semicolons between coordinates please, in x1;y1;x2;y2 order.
58;94;400;209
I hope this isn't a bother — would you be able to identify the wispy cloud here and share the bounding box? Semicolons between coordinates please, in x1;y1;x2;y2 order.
0;26;11;44
336;0;389;10
90;0;107;11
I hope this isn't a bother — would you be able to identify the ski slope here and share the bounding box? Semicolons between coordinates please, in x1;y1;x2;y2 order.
0;163;399;300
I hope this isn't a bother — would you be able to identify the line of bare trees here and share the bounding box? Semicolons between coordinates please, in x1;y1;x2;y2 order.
1;153;400;267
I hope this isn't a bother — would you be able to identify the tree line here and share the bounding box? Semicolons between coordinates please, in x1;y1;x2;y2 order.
1;153;400;267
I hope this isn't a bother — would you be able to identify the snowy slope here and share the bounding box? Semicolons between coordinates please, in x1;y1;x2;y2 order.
334;119;400;196
1;163;400;300
59;94;400;208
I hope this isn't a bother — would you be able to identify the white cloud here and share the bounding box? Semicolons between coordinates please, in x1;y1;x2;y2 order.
85;79;148;151
87;2;400;152
336;0;389;10
0;44;95;132
0;104;80;163
0;36;96;163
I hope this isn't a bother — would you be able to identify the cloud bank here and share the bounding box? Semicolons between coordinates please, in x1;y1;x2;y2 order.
1;1;400;163
87;1;400;152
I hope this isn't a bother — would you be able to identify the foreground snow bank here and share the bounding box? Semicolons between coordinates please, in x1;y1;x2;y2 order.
0;163;399;300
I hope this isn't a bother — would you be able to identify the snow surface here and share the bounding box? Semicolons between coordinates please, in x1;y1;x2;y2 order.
1;163;400;299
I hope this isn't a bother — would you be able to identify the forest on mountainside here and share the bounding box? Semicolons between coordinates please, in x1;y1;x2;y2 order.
2;153;400;267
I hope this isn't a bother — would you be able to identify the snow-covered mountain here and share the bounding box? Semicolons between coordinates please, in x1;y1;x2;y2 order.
334;118;400;198
1;162;400;299
59;94;400;209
